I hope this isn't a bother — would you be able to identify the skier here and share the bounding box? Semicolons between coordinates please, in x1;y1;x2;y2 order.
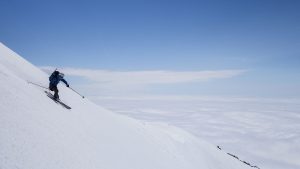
49;70;69;100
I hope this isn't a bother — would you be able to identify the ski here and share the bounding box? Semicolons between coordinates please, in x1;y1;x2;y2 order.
45;91;71;109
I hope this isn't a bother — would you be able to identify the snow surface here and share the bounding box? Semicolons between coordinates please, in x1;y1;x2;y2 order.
0;42;251;169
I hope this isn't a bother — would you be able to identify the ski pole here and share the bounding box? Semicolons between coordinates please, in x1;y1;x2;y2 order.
27;81;49;90
69;87;85;98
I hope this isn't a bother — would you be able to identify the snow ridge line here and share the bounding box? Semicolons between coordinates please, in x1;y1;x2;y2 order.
217;146;260;169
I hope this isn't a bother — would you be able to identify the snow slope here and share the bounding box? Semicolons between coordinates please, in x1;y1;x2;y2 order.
0;42;250;169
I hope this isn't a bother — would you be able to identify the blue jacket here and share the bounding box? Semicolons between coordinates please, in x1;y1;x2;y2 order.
49;73;68;86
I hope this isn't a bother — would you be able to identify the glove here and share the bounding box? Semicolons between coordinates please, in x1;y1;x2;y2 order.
66;84;69;87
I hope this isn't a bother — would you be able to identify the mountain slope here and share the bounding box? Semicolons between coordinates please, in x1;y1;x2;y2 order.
0;42;250;169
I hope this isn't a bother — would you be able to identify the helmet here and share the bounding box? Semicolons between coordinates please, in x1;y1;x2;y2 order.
53;71;59;76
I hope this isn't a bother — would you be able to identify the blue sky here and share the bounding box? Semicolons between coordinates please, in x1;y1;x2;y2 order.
1;0;300;98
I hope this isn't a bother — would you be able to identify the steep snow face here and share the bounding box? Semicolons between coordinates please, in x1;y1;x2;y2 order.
0;43;250;169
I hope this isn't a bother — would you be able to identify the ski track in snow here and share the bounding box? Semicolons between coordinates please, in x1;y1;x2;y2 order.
95;97;300;169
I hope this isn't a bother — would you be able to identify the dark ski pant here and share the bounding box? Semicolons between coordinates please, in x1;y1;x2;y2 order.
49;85;59;99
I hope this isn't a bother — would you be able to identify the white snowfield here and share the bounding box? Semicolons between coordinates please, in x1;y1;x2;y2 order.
0;43;250;169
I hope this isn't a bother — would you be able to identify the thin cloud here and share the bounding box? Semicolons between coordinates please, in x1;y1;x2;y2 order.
41;66;246;86
40;66;247;96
